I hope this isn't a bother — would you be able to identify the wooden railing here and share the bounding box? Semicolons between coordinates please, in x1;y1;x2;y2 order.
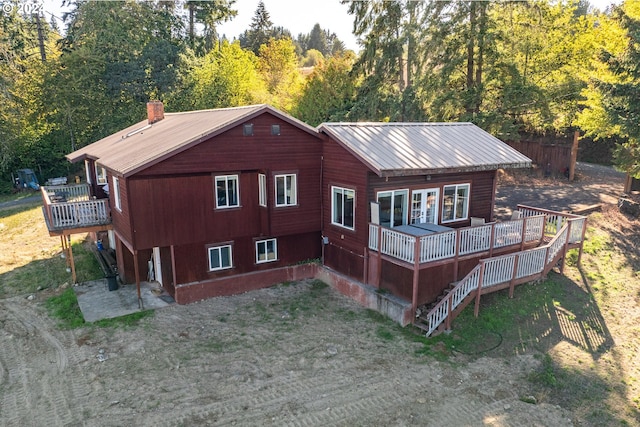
41;184;111;231
369;214;546;265
419;209;587;337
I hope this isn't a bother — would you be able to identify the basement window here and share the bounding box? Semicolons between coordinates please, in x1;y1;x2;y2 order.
256;238;277;264
208;244;233;271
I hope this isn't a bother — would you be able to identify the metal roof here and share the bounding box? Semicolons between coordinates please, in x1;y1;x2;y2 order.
67;104;319;177
318;122;532;177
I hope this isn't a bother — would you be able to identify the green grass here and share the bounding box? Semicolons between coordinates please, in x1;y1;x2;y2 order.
45;287;154;329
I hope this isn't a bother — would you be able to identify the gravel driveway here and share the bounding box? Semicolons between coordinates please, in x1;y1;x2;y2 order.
494;162;626;219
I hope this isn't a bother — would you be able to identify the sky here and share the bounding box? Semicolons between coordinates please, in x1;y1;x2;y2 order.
41;0;621;53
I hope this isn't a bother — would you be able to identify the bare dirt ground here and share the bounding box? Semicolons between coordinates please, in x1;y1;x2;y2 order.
0;162;634;427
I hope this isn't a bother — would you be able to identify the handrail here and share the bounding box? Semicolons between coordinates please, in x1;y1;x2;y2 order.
420;212;581;336
42;183;91;203
368;213;546;265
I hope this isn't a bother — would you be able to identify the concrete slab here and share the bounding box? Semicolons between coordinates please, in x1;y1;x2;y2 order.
73;279;174;322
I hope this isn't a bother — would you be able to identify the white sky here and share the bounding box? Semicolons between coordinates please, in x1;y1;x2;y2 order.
41;0;620;54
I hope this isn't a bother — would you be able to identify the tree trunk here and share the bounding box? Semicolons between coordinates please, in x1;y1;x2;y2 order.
466;2;476;114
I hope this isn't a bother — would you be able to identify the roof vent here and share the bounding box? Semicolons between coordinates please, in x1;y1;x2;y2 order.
147;101;164;124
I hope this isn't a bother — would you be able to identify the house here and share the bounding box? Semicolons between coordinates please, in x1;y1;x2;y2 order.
318;123;535;315
63;102;323;304
42;103;586;332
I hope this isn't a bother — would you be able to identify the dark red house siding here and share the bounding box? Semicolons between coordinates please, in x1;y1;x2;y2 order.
320;135;370;281
368;169;497;226
172;232;320;285
113;112;322;298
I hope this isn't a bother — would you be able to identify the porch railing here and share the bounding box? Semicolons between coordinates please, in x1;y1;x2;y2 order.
41;184;111;231
419;209;587;336
369;213;546;265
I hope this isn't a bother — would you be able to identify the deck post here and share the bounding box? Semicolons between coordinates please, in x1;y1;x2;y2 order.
489;223;495;257
520;217;527;251
67;235;77;284
474;261;486;317
376;225;383;288
509;254;519;298
560;220;572;274
453;229;461;281
411;238;420;315
133;250;143;309
576;218;587;267
445;295;453;331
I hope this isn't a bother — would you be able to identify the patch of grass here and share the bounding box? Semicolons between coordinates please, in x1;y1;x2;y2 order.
375;326;395;341
93;310;154;328
45;287;85;329
528;353;559;387
45;287;154;329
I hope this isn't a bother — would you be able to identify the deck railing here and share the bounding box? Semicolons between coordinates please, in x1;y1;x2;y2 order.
41;184;111;231
419;208;587;336
369;213;546;266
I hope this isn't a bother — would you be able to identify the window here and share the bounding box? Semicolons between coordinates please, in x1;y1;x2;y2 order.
377;189;409;228
96;165;107;185
442;183;470;223
112;176;122;211
258;174;267;207
208;245;233;271
332;186;355;229
85;160;92;184
275;174;297;207
256;238;277;263
243;123;253;136
271;124;280;135
215;175;239;208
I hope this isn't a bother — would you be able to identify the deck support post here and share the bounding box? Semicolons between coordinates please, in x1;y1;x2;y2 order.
453;229;461;281
67;235;77;284
411;237;420;316
560;220;572;274
576;219;587;267
474;261;486;317
376;225;383;288
133;250;143;310
509;254;519;298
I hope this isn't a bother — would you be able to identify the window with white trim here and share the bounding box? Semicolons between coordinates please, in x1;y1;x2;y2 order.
258;173;267;207
377;189;409;228
208;245;233;271
275;174;297;207
112;176;122;211
215;175;239;208
256;238;277;263
331;186;355;229
442;183;470;223
96;165;107;185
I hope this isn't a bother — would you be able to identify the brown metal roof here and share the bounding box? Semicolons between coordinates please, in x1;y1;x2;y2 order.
318;122;532;177
67;104;320;177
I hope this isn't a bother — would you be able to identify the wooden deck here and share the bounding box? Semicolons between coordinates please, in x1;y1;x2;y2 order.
41;184;112;236
413;206;587;336
368;214;547;267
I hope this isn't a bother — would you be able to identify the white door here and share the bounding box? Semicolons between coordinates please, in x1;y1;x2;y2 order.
411;189;439;224
152;247;163;285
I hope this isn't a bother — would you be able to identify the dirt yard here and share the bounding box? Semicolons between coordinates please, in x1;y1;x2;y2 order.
0;162;636;426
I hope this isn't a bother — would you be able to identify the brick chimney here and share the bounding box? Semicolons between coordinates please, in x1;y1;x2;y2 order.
147;101;165;124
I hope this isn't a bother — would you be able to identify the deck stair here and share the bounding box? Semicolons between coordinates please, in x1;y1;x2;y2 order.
413;206;587;336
